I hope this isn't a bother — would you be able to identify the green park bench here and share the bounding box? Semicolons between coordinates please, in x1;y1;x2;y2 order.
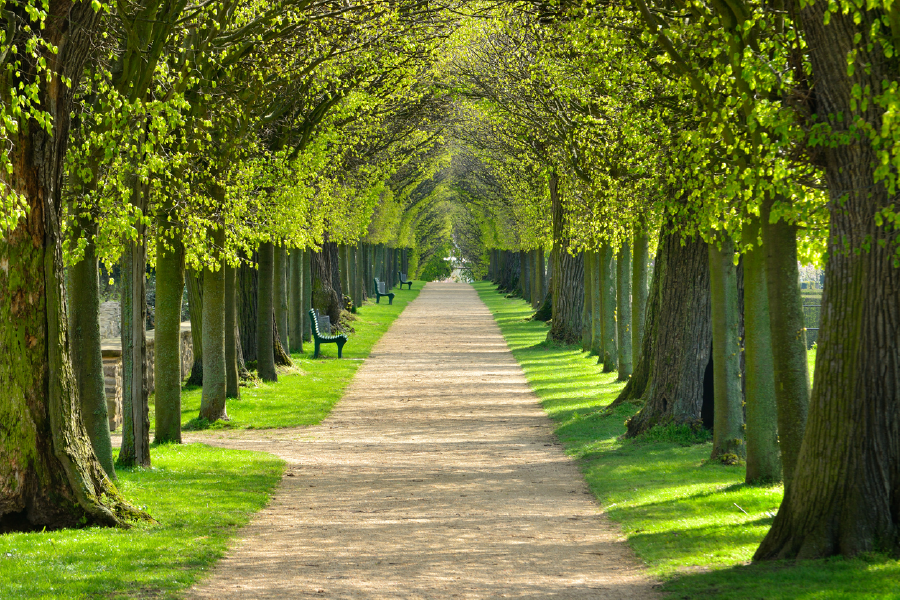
373;278;395;304
398;271;413;290
309;308;347;358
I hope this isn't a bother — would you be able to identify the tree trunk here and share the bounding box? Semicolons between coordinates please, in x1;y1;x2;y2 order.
119;237;150;468
632;231;650;368
548;173;583;343
67;217;115;477
312;242;343;325
154;203;185;444
582;251;593;352
755;5;900;559
257;242;277;382
709;237;745;462
200;227;228;422
742;216;781;483
302;249;312;342
0;0;144;530
614;223;713;436
521;250;531;304
288;249;303;352
224;264;240;399
590;251;603;356
185;270;203;386
274;245;288;352
617;243;633;380
599;244;618;372
238;256;258;363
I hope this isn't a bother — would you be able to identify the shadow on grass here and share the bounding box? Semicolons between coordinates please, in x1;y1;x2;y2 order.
471;281;899;598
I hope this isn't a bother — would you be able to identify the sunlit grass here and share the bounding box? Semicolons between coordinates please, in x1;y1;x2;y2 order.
157;282;422;431
0;443;283;599
473;281;900;599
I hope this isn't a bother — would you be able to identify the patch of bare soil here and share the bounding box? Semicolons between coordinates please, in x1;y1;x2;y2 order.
187;282;658;599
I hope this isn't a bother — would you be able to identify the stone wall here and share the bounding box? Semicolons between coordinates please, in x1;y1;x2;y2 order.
101;322;193;431
99;301;121;339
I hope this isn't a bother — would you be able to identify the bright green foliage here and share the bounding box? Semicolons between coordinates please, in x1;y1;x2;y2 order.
0;443;283;600
474;282;899;596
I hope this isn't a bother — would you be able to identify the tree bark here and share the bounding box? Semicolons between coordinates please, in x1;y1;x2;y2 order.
599;244;617;372
238;256;258;363
582;251;593;352
0;0;143;530
257;242;277;382
67;217;115;477
288;249;303;352
302;249;313;342
224;264;240;399
199;226;228;422
548;173;583;343
274;245;288;352
709;237;745;462
632;231;650;368
154;203;185;444
185;270;203;386
742;215;781;483
590;251;603;356
614;223;713;436
119;237;150;468
756;5;900;559
617;243;633;380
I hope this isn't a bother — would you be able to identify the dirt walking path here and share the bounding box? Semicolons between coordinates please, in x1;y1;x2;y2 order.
188;282;657;599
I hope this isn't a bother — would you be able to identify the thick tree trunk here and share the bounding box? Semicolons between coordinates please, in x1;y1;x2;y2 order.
709;237;745;462
582;251;593;352
742;216;781;483
185;270;203;386
302;249;312;342
67;217;115;477
0;0;143;530
632;231;650;367
615;224;712;436
521;250;531;304
200;228;227;421
599;244;617;372
224;264;240;399
238;257;258;363
755;6;900;559
257;242;277;382
274;245;288;352
119;238;150;468
312;242;343;325
617;243;633;380
533;248;545;308
548;173;583;343
288;249;303;352
154;205;185;444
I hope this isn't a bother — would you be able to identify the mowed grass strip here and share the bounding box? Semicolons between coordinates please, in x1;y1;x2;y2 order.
168;282;422;430
473;281;900;599
0;443;284;600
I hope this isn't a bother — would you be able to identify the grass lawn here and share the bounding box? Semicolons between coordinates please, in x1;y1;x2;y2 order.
0;443;284;599
473;281;899;599
157;282;422;431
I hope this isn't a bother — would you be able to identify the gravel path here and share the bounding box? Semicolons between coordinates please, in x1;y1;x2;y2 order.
188;282;657;599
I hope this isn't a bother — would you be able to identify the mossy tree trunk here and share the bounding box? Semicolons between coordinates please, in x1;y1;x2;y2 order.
153;202;185;444
521;250;531;304
200;227;228;421
632;231;650;367
756;4;900;558
617;243;633;380
238;256;258;363
548;172;584;343
742;215;781;483
224;264;240;399
312;241;344;325
257;242;277;382
599;244;618;372
67;216;115;477
614;222;713;435
274;245;289;352
0;0;146;530
709;237;745;462
302;249;312;342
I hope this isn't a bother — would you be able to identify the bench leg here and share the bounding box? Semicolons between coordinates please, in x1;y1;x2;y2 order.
376;295;381;304
336;339;345;358
314;340;321;359
388;293;394;305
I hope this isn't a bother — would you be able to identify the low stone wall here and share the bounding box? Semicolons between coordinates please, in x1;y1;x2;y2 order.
101;322;193;431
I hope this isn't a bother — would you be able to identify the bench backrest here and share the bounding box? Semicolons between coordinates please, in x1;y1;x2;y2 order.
317;313;332;335
399;272;407;281
377;280;386;295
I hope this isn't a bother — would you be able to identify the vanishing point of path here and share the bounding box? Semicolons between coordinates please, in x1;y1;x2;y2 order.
189;282;657;599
